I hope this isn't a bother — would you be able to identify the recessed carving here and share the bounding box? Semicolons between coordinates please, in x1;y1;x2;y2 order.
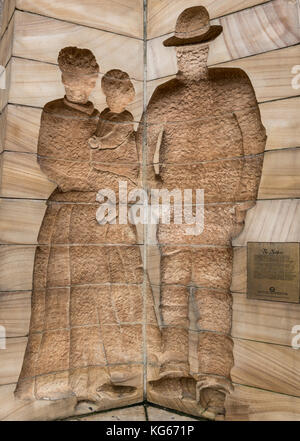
145;6;266;419
15;48;144;408
15;5;266;420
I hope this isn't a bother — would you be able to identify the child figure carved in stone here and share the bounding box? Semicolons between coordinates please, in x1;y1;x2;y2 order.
88;69;139;168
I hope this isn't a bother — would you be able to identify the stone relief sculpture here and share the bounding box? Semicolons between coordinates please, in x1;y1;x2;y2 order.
15;48;146;409
15;6;266;421
143;7;266;419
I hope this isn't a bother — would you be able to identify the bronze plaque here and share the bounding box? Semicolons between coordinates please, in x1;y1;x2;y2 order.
247;242;300;303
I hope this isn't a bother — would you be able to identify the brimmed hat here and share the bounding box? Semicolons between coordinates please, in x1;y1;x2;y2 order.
163;6;222;47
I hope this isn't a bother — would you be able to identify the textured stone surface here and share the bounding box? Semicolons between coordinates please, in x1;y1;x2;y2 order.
8;57;144;120
147;406;198;421
232;291;300;347
143;6;265;419
0;1;5;33
67;404;201;421
0;198;46;244
16;48;147;409
0;0;15;38
157;202;254;246
16;0;143;39
68;405;146;421
0;0;299;423
149;156;263;204
13;11;144;81
15;6;266;421
0;291;31;337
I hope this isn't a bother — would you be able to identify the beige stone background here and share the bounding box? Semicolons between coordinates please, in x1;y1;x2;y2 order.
0;0;300;421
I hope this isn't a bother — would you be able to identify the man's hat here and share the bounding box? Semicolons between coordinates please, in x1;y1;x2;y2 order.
163;6;222;47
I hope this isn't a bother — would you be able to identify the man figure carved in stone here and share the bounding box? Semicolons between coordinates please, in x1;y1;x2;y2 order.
15;48;145;408
145;7;266;418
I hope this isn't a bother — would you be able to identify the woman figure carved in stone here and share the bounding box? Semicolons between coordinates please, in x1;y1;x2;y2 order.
15;48;146;408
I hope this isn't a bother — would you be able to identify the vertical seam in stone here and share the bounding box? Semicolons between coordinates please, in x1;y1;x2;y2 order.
142;0;148;401
144;403;149;420
67;204;73;391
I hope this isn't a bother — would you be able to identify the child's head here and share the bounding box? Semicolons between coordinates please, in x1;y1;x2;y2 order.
102;69;135;113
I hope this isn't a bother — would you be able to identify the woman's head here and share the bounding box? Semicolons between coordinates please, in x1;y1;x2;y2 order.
58;47;99;104
102;69;135;113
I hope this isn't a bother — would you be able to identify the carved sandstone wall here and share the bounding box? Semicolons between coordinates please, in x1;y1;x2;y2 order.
0;0;299;421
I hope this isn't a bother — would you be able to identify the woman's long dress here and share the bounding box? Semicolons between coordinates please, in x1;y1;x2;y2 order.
15;98;157;405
